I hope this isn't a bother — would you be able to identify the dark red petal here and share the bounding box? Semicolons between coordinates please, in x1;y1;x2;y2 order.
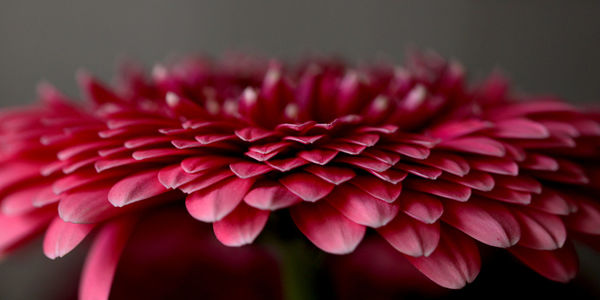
304;165;356;185
404;178;471;202
229;161;273;179
290;201;365;254
509;242;578;283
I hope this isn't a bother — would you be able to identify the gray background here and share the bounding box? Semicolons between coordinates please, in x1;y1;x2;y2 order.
0;0;599;299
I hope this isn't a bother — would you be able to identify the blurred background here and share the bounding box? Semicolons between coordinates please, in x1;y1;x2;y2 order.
1;0;599;299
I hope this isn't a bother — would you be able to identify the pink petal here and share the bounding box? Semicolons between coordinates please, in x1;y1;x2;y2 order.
336;156;392;173
418;152;469;177
234;127;276;142
229;161;273;179
520;153;559;171
442;199;521;248
185;177;255;222
1;184;46;215
378;214;440;257
476;187;531;205
108;169;168;207
406;227;480;289
530;188;570;216
213;203;270;247
325;184;400;228
157;164;199;189
79;216;137;300
493;174;541;194
395;162;443;180
350;175;403;203
399;190;444;224
383;143;430;160
509;243;578;283
290;201;365;254
439;137;506;157
404;178;471;202
304;165;356;185
279;172;334;202
491;118;549;139
430;119;493;139
0;208;54;253
265;157;308;172
181;156;232;173
513;208;566;250
244;180;301;210
468;156;519;176
43;217;96;259
178;168;234;194
298;148;338;165
441;170;495;192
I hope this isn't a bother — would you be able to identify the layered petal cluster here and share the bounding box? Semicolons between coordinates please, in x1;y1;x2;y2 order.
1;52;599;297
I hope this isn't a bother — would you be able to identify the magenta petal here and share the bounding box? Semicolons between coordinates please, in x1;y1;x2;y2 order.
378;214;440;257
441;171;495;192
244;180;301;210
43;217;95;259
185;177;256;222
530;188;570;216
399;190;444;224
298;148;338;165
350;175;403;203
326;185;400;228
442;199;521;248
213;203;270;247
509;242;578;283
419;152;469;177
513;208;566;250
108;169;168;207
279;172;334;202
290;201;365;254
178;169;234;194
406;227;481;289
79;216;137;300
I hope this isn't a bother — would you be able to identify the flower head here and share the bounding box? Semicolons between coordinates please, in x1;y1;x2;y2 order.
0;52;599;298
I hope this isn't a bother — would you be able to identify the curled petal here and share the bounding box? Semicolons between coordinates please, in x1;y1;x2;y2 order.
213;203;270;247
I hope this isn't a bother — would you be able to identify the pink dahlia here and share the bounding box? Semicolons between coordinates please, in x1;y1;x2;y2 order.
0;52;599;298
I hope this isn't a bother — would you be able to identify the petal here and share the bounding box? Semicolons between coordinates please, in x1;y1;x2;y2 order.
43;217;96;259
509;242;578;283
185;177;256;222
157;164;199;189
326;185;400;228
404;178;471;202
181;156;232;173
439;137;506;157
213;203;270;247
513;208;566;250
0;208;54;253
279;172;334;202
564;195;600;235
378;214;440;257
491;118;549;139
108;169;168;207
229;161;273;179
406;227;481;289
468;156;519;176
399;190;444;224
298;149;338;165
79;216;137;300
441;171;495;192
442;198;521;248
304;165;356;185
59;186;120;224
290;201;365;254
243;180;301;210
350;175;403;203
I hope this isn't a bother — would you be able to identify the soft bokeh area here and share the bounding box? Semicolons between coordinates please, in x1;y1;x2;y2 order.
1;1;599;299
